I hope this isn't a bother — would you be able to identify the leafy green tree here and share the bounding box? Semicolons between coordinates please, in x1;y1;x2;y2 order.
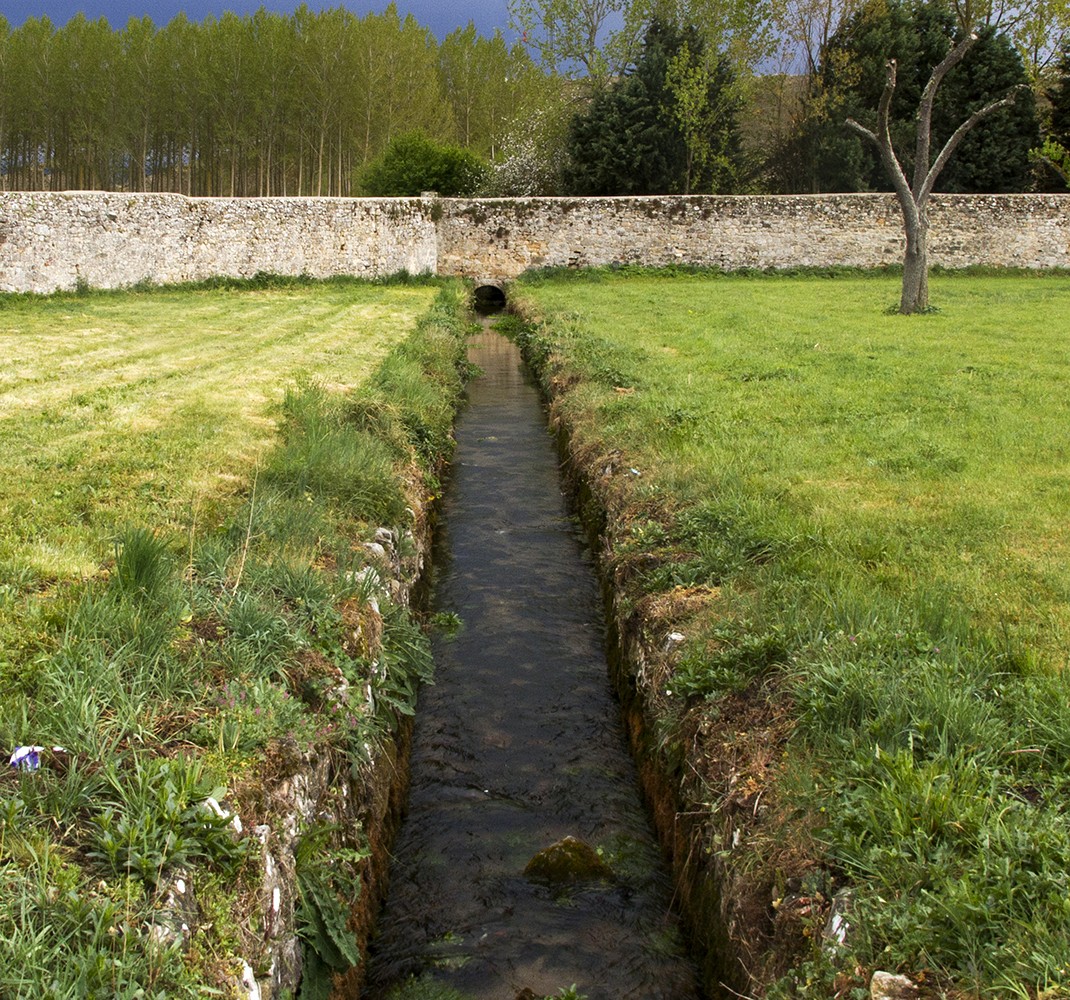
359;131;488;195
626;0;779;76
984;0;1069;81
563;18;740;194
0;7;563;197
784;0;1037;193
246;9;298;196
0;17;10;189
509;0;629;86
1050;40;1070;144
1032;40;1070;185
344;4;453;185
439;24;549;160
666;39;740;192
117;17;162;191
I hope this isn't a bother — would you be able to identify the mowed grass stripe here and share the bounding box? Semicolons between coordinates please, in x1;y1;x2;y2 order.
0;284;439;578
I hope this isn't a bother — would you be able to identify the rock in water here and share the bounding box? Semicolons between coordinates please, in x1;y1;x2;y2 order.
523;836;613;885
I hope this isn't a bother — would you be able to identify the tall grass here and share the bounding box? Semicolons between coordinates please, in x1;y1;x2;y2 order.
512;269;1070;998
0;279;470;997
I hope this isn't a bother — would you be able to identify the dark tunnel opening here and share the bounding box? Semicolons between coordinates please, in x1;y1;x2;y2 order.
473;284;506;314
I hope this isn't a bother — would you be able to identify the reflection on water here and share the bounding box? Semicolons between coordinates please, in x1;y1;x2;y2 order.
363;330;701;1000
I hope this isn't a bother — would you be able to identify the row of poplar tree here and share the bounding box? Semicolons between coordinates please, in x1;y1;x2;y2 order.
1;0;1068;196
0;4;557;196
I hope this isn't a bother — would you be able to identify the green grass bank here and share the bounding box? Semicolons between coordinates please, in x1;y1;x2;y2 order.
0;277;471;998
507;268;1070;1000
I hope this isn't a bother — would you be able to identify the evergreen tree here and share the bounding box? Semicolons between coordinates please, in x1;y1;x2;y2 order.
1050;41;1070;148
563;19;740;195
781;0;1038;193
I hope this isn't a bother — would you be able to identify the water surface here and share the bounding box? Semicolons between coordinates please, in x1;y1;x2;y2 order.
364;329;700;1000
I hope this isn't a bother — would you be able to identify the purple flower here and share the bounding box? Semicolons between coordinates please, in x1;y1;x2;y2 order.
9;746;44;771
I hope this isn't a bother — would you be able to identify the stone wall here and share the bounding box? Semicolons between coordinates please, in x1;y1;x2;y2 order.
0;192;438;293
1;191;1067;294
437;193;1070;279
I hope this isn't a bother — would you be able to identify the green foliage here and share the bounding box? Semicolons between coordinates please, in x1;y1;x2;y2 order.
372;604;435;720
1031;136;1070;186
507;0;627;83
438;23;555;161
774;0;1039;193
264;381;408;524
0;840;203;999
88;756;247;888
0;9;557;196
192;677;311;753
295;822;370;999
111;528;175;605
360;132;488;196
384;977;473;1000
1051;40;1070;147
564;19;742;194
515;269;1070;997
672;623;788;700
1037;42;1070;186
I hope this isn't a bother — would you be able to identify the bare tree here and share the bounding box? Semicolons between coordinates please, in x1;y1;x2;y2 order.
847;32;1023;314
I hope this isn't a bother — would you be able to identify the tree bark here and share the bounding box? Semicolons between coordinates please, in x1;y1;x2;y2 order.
901;210;929;313
846;34;1022;314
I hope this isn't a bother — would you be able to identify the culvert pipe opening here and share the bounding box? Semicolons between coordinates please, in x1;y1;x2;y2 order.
473;284;506;314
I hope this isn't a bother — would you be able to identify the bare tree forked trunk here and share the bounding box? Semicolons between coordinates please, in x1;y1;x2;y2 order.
846;34;1024;314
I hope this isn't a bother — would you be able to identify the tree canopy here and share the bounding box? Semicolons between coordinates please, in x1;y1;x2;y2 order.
359;132;488;196
0;5;554;196
1051;40;1070;145
0;1;1062;198
778;0;1038;193
563;18;742;194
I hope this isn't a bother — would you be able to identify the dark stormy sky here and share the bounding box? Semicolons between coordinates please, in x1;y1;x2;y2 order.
4;1;517;40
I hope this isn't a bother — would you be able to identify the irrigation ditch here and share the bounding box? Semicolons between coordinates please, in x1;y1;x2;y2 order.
274;290;795;999
361;323;701;1000
348;294;779;1000
500;306;770;1000
159;285;801;1000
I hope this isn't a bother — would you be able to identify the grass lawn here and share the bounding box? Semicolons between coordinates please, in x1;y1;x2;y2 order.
510;268;1070;998
0;278;468;998
0;279;438;581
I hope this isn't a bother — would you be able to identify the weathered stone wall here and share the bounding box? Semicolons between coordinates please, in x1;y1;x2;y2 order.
1;191;1067;293
437;193;1070;279
0;192;438;293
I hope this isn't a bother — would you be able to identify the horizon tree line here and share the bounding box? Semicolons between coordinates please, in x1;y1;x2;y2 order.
0;4;555;196
0;0;1066;197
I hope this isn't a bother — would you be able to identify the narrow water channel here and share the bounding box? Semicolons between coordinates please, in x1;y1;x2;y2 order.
363;327;701;1000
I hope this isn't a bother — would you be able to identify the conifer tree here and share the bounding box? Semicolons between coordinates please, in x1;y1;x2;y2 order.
563;18;740;194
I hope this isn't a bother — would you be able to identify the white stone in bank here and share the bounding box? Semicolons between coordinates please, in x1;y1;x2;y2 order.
870;970;920;999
